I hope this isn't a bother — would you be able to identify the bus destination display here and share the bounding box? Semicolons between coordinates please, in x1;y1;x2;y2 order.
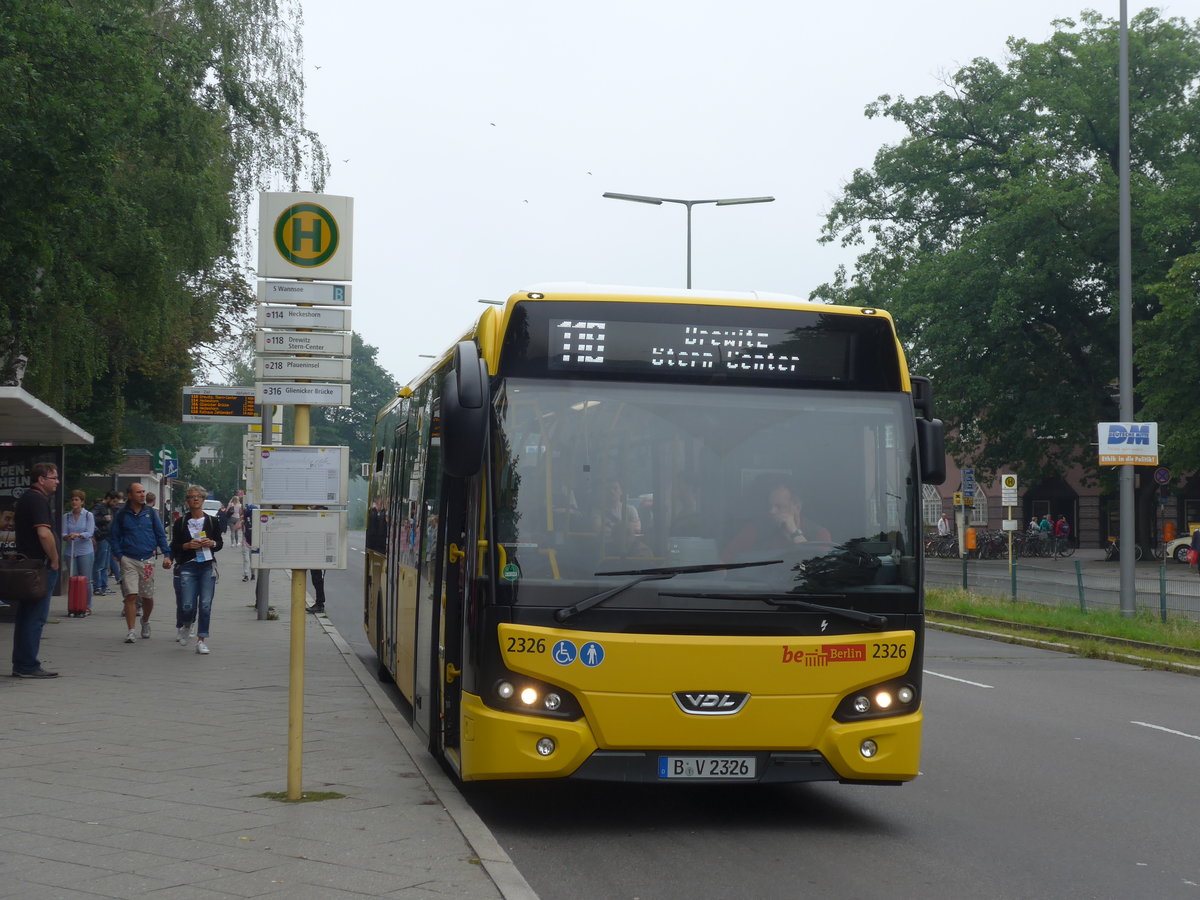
182;387;260;423
547;319;851;381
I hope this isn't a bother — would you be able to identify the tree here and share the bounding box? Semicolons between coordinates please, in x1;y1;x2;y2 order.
0;0;326;472
816;10;1200;484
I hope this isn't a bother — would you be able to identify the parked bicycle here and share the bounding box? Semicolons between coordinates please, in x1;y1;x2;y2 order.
1103;537;1142;561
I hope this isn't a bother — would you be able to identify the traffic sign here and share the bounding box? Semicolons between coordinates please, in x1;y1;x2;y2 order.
963;468;976;497
258;193;353;280
1001;473;1018;507
1153;467;1171;485
163;457;180;480
154;445;175;474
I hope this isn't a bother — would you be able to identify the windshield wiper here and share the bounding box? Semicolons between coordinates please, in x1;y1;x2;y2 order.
658;591;889;628
554;560;783;622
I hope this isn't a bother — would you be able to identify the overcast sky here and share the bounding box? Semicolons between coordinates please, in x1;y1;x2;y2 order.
288;0;1162;384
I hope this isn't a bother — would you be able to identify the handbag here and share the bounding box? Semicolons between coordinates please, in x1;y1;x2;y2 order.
1188;549;1198;566
0;553;50;604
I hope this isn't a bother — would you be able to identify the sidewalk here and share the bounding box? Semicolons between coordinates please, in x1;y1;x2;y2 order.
0;570;537;900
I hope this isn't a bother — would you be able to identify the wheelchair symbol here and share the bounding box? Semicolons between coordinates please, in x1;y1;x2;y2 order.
552;640;577;665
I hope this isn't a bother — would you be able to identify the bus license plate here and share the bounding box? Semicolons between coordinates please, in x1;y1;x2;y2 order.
658;756;756;780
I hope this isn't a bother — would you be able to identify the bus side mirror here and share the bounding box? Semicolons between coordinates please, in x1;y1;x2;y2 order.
910;375;935;420
917;417;946;485
441;341;489;478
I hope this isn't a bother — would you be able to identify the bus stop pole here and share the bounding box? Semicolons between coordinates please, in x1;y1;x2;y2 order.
287;402;310;800
255;404;273;620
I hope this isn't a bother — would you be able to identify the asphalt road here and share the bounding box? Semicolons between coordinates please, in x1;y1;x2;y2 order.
321;535;1200;900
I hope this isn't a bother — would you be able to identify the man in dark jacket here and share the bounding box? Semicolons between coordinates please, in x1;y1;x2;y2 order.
12;462;61;678
90;491;118;595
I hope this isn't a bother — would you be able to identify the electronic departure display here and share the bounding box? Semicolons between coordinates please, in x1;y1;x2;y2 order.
182;387;260;423
498;301;903;391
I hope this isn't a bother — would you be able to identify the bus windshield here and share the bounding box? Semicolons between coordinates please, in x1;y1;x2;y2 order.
492;377;920;611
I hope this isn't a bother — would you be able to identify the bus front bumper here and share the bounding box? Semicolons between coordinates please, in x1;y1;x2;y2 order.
459;693;921;784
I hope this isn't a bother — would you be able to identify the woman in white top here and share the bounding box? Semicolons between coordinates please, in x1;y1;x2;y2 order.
170;486;223;654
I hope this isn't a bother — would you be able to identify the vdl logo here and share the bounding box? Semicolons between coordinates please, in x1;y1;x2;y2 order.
273;202;340;268
1107;424;1150;446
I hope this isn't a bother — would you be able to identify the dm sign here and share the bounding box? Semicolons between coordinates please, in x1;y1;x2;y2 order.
258;192;353;280
1097;421;1158;466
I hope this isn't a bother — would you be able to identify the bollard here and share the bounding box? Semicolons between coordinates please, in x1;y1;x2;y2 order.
1159;564;1167;624
1075;560;1086;612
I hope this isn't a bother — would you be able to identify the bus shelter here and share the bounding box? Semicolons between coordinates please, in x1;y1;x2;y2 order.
0;386;94;608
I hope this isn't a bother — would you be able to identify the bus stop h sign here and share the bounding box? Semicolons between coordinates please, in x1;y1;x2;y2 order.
258;193;353;281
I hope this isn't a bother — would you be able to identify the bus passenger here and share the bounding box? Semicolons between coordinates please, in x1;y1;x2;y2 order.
724;478;831;560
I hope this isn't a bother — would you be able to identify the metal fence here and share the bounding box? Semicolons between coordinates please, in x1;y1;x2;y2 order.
924;552;1200;623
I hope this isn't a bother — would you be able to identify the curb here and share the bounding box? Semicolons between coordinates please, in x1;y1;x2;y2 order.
928;617;1200;676
311;612;540;900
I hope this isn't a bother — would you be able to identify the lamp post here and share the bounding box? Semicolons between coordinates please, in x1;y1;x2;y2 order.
603;192;775;288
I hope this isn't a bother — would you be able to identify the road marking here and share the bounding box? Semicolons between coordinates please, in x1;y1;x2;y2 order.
1131;721;1200;742
924;670;994;689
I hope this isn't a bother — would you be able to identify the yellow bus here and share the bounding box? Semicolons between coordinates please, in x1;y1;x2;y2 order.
365;284;945;784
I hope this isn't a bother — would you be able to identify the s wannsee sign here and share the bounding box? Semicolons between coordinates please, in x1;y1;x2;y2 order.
257;280;351;306
1097;421;1159;466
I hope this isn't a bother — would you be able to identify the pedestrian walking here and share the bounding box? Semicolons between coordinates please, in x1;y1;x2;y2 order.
109;482;172;643
227;496;243;546
170;485;222;654
11;462;61;678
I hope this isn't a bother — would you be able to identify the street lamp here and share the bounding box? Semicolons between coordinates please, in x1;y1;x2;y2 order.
603;192;775;288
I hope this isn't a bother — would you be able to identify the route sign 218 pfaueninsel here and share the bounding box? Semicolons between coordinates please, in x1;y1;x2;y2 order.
258;193;353;281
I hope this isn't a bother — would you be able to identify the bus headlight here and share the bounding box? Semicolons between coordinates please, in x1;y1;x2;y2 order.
489;675;582;720
835;679;919;722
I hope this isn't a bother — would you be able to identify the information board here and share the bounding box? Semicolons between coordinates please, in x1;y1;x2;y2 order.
255;382;352;407
257;280;351;306
255;445;349;506
255;306;350;331
256;330;353;357
182;386;259;423
255;356;352;382
251;509;347;570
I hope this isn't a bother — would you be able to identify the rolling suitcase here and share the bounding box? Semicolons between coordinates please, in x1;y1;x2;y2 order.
67;556;89;617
